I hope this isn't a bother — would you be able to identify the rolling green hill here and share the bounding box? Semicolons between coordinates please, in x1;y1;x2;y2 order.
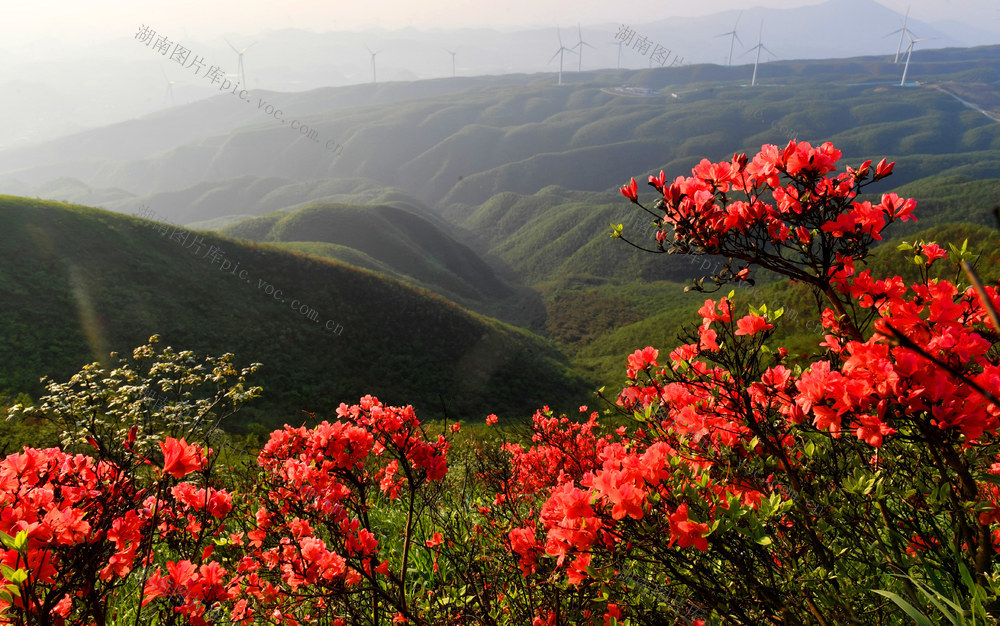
0;195;589;429
218;202;547;327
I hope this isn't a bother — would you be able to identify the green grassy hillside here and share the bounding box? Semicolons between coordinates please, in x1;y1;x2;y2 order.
0;196;589;429
218;202;549;327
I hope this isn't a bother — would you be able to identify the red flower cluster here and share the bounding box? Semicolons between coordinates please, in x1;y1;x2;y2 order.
226;395;451;623
0;435;231;623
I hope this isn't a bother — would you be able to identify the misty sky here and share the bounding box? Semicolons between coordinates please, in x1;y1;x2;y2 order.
6;0;998;48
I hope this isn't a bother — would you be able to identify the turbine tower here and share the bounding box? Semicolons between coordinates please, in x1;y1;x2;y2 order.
742;20;775;87
885;5;913;63
445;48;457;77
608;41;624;70
572;24;595;72
366;45;381;83
225;38;255;88
161;67;175;105
549;27;575;85
900;35;932;86
716;12;743;67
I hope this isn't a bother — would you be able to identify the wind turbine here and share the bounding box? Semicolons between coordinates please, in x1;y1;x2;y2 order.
885;5;913;63
225;38;255;88
609;41;624;70
742;20;775;87
445;48;457;77
900;35;933;86
549;27;575;85
161;67;175;105
717;12;743;66
366;45;381;83
572;24;595;72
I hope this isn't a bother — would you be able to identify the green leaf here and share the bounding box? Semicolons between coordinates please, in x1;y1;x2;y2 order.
908;578;962;623
872;590;934;626
0;565;18;582
12;531;27;551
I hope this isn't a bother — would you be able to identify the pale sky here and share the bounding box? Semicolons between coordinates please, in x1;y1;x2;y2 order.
5;0;998;47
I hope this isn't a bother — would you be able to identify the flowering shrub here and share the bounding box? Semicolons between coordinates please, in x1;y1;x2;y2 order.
227;396;453;625
0;434;229;625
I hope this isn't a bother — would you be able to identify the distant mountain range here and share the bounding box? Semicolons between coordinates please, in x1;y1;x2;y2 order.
1;0;996;153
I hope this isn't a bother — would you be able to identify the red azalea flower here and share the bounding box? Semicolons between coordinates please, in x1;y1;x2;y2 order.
648;170;667;191
620;177;638;203
159;437;204;479
873;157;894;180
735;314;773;336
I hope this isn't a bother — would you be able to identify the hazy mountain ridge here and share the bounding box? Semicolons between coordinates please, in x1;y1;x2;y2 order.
2;0;996;157
4;46;999;218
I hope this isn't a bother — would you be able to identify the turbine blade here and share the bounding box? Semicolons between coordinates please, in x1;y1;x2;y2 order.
550;49;562;62
225;38;240;53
